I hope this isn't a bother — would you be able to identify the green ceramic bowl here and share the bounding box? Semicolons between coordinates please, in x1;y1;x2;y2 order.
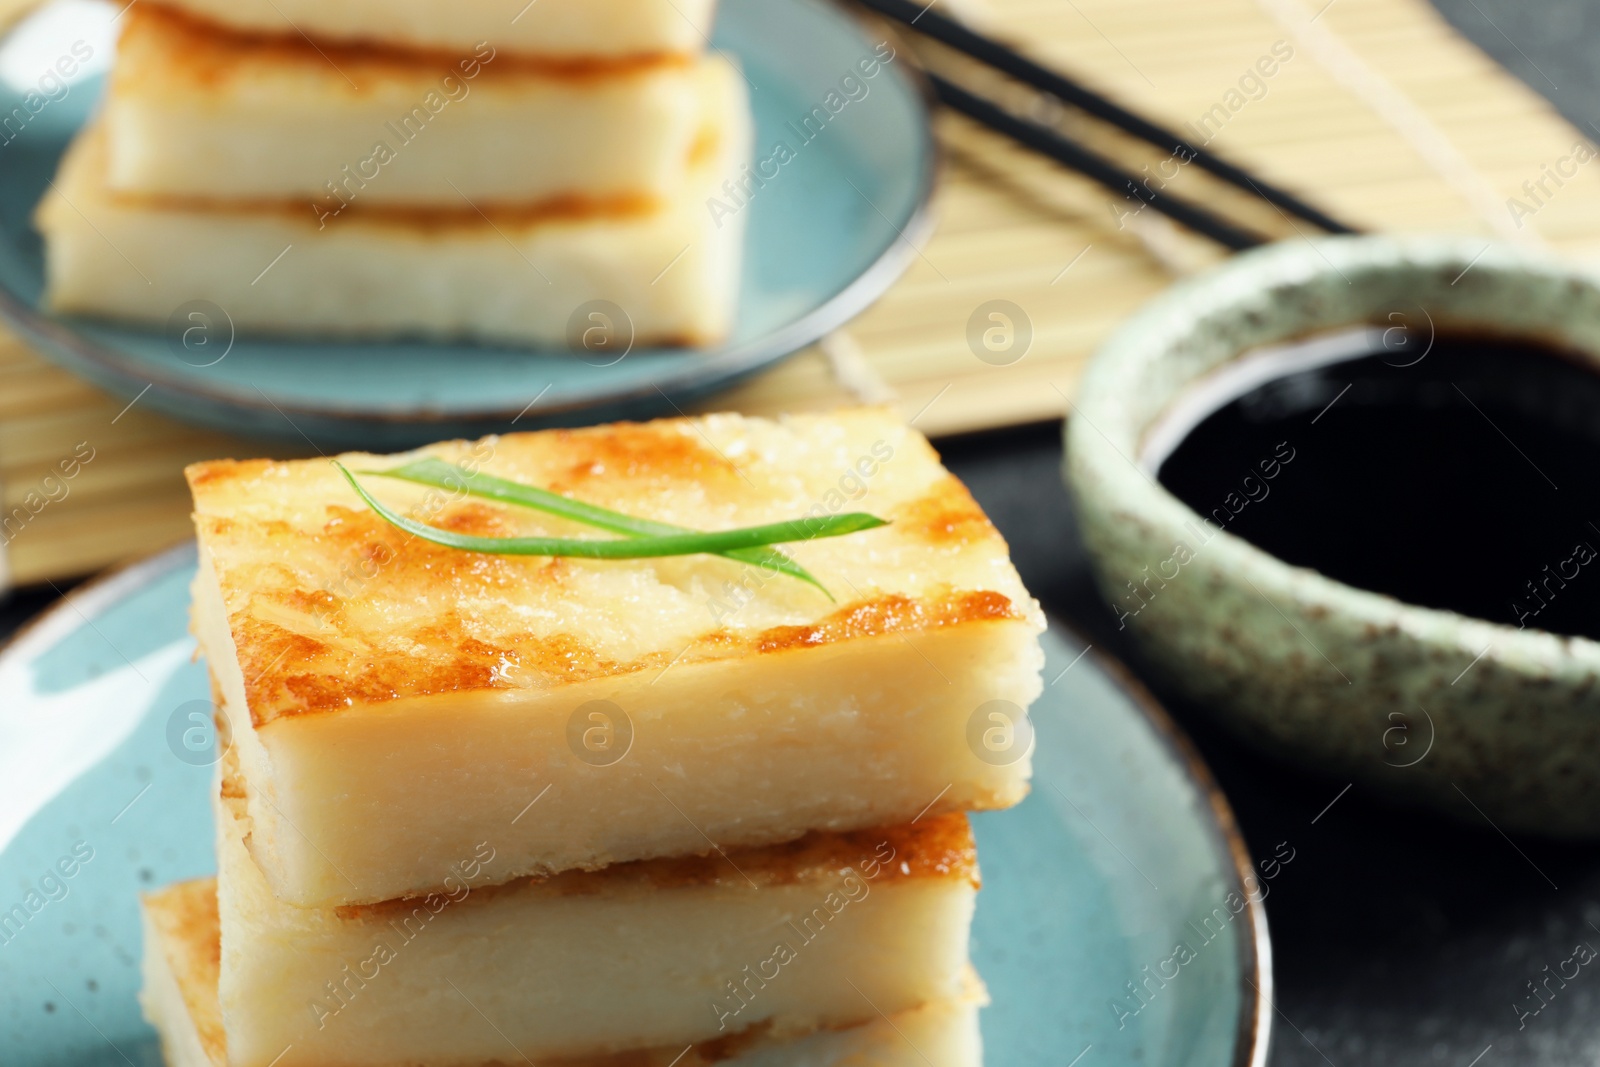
1066;234;1600;838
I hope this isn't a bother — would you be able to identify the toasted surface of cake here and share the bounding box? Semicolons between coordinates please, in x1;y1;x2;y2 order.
140;879;226;1067
187;410;1044;907
35;60;747;348
142;877;985;1067
106;7;709;205
210;760;979;1067
137;0;718;59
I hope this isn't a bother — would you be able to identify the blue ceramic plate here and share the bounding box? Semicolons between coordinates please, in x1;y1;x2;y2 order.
0;545;1270;1067
0;0;935;448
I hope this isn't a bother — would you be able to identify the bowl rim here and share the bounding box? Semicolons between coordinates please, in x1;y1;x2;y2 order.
1065;232;1600;671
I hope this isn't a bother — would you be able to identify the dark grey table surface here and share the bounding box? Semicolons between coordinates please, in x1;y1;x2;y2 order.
5;3;1600;1064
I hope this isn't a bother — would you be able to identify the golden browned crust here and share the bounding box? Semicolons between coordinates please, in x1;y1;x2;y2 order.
188;412;1040;727
752;591;1020;654
143;879;226;1066
105;187;667;231
122;4;694;87
221;584;1021;725
335;813;979;920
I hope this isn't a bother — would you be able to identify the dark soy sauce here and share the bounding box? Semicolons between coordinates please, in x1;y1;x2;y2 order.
1155;328;1600;641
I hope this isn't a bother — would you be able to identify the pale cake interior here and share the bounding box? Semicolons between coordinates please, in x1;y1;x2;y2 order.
187;411;1044;906
143;878;987;1067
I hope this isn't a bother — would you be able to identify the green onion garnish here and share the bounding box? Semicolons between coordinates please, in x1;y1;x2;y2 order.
335;462;886;582
365;458;829;594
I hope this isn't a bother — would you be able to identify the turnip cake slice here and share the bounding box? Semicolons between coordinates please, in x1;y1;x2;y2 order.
188;409;1045;907
36;59;747;349
141;876;986;1067
207;756;980;1067
104;7;711;207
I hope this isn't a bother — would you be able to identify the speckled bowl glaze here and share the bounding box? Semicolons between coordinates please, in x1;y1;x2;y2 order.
1065;234;1600;838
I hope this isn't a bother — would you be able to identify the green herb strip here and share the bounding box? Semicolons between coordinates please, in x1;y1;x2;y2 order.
337;462;887;567
369;458;829;593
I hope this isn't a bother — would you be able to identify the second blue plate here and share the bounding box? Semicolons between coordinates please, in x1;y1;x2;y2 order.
0;0;935;447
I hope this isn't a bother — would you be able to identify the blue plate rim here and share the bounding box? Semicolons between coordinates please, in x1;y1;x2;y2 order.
1068;617;1274;1067
0;541;1272;1067
0;0;941;432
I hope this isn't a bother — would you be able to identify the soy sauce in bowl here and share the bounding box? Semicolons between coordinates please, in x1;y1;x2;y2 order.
1148;326;1600;641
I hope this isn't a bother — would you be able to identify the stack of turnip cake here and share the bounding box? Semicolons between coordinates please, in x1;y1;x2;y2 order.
36;0;747;348
141;409;1047;1067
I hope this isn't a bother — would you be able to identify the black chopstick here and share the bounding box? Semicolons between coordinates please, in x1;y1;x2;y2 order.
857;0;1358;237
929;74;1271;251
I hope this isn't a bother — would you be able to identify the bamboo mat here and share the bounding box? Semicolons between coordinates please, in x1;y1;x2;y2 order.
7;0;1600;588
